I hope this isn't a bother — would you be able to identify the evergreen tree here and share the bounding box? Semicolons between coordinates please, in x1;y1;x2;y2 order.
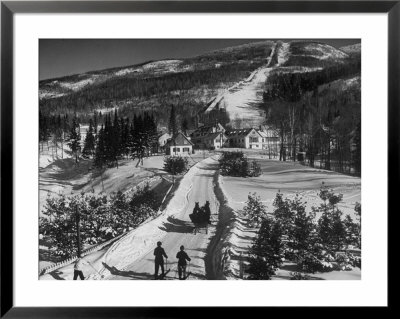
66;113;81;164
181;117;189;135
354;202;361;249
242;193;267;227
82;119;96;158
314;185;347;252
94;124;106;190
247;217;284;279
111;110;121;168
286;195;317;258
168;104;178;136
131;114;146;166
272;192;294;235
352;121;361;176
94;125;106;169
93;111;98;135
39;111;50;151
120;118;131;158
61;114;70;158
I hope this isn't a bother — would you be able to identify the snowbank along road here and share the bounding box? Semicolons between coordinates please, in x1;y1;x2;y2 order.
97;156;222;280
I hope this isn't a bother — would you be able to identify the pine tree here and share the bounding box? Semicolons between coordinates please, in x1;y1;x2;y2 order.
242;193;267;227
112;110;121;168
82;119;95;158
168;104;178;136
352;121;361;176
39;111;51;152
94;125;106;190
287;195;317;258
120;118;131;158
315;185;347;252
131;114;146;166
93;111;98;135
61;114;70;158
66;113;81;164
272;192;294;235
247;217;284;279
181;117;189;135
354;202;361;249
103;114;113;166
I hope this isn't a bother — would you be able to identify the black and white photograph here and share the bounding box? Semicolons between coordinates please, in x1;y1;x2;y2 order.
38;38;361;281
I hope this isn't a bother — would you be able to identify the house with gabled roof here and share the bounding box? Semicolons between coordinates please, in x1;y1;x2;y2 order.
165;132;194;156
225;128;264;149
190;122;226;149
202;131;228;150
257;125;280;155
158;132;172;152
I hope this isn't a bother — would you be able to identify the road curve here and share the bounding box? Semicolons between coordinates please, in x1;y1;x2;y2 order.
105;156;221;280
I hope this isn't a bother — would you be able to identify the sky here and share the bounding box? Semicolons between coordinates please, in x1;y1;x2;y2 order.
39;39;360;80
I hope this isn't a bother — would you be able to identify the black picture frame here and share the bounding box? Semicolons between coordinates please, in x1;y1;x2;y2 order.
1;1;395;317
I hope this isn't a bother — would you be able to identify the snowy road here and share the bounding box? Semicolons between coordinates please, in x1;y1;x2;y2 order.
102;156;221;280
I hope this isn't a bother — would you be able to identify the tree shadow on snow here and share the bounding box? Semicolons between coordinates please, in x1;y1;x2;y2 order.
102;262;153;280
48;270;66;280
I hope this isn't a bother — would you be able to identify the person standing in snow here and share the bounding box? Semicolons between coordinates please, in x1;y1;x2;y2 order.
73;254;91;280
154;241;168;279
176;245;191;280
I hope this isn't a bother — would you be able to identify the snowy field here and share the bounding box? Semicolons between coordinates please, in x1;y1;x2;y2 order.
218;158;361;280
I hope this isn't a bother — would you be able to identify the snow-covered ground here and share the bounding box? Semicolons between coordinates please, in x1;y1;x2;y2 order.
58;77;97;91
114;60;185;77
41;155;223;280
340;43;361;55
275;66;323;74
218;158;361;280
39;155;167;216
277;42;290;65
39;91;67;100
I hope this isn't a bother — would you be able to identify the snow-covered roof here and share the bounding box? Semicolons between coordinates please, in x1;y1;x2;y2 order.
225;128;256;138
165;132;193;147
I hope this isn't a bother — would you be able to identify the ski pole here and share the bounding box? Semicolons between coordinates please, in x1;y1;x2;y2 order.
89;263;104;279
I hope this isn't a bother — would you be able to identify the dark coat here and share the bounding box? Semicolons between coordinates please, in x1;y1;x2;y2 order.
154;246;168;262
176;251;191;266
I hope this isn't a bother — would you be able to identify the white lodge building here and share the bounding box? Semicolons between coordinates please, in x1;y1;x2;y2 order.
225;128;264;149
203;132;228;150
165;132;194;156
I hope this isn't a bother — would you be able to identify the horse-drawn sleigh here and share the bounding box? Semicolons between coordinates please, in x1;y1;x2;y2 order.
189;201;212;234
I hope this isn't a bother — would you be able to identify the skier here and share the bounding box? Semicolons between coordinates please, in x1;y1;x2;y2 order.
154;241;168;279
73;254;91;280
176;245;191;280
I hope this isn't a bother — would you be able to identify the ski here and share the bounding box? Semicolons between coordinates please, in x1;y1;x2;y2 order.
155;269;170;280
183;272;191;280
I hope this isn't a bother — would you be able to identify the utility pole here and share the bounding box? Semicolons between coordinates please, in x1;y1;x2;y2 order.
75;206;81;257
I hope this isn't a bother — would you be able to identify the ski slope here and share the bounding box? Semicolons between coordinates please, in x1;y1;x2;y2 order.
205;42;290;129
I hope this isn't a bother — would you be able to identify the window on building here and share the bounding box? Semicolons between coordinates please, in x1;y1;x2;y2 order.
183;140;188;144
183;147;190;152
250;137;259;143
173;147;180;152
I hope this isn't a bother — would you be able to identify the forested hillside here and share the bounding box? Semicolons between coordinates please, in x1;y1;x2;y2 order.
261;41;361;175
39;40;361;175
